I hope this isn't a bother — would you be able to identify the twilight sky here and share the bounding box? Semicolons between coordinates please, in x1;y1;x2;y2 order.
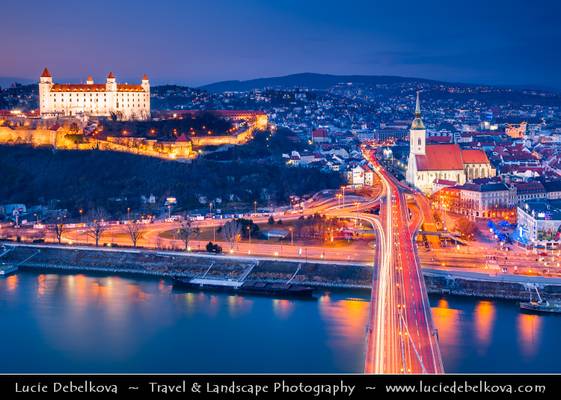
1;0;560;88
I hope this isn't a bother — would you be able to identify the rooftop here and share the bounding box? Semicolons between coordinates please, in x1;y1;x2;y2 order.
520;200;561;220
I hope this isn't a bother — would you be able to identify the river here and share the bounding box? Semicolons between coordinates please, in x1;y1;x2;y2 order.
0;271;558;373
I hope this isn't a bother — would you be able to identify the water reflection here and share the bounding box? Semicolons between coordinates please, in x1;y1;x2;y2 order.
518;313;541;358
226;294;253;316
5;275;18;291
432;298;461;346
474;301;496;351
272;299;295;319
318;293;369;346
3;272;560;373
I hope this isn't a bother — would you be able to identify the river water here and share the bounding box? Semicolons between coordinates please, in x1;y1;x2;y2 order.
0;271;558;373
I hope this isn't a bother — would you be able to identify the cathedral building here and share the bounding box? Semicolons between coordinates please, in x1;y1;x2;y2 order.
39;68;150;120
406;92;495;194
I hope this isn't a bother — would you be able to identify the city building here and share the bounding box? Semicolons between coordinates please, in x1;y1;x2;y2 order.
406;92;495;194
347;164;374;186
544;180;561;200
514;181;546;204
517;200;561;248
455;182;515;219
311;128;330;143
433;182;515;219
39;68;150;120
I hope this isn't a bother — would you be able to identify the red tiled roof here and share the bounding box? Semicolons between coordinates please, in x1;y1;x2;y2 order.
107;71;115;79
49;83;144;92
427;135;452;144
41;67;51;78
515;181;545;194
176;133;188;142
312;128;328;137
461;149;490;164
415;144;464;171
50;84;107;92
116;84;144;92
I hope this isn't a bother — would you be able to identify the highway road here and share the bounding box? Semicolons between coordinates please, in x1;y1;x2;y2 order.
363;148;443;374
0;191;382;263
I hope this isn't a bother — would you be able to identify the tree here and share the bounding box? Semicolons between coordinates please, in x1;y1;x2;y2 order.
294;216;306;239
268;216;275;225
50;217;65;244
206;241;222;254
86;208;108;246
176;216;200;251
433;210;442;226
222;220;241;250
124;220;142;248
236;218;259;239
454;217;479;240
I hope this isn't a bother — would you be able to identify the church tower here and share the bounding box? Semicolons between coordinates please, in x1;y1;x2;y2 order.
409;91;426;156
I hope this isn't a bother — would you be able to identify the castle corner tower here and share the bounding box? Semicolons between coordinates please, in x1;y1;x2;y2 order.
39;68;53;117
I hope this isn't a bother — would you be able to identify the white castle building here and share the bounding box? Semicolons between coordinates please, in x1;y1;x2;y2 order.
39;68;150;120
406;92;495;194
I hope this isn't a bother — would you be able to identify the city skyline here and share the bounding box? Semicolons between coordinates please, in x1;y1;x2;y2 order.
1;0;561;89
2;0;561;384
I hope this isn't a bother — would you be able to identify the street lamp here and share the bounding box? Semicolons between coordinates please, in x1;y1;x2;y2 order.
289;227;294;246
247;225;251;250
253;201;257;214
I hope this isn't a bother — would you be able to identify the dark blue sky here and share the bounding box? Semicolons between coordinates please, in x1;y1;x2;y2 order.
2;0;560;88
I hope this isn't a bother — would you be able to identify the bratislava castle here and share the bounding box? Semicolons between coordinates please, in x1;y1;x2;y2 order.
39;68;150;120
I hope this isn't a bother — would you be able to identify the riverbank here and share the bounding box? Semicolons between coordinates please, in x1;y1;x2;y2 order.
424;268;561;300
0;243;372;289
3;243;561;301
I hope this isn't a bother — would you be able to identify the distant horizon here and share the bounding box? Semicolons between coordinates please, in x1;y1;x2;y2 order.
1;1;560;91
2;71;560;92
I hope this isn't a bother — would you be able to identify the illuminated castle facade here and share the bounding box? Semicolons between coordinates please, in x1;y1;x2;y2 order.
39;68;150;120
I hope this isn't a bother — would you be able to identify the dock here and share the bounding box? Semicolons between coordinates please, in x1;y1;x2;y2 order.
0;264;18;276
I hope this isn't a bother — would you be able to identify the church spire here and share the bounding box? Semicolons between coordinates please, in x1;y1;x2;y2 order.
411;90;425;130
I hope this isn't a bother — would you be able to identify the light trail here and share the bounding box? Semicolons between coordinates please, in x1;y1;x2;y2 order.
362;148;444;374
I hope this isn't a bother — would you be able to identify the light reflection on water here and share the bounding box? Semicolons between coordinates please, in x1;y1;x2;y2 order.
430;295;559;373
1;271;560;372
0;271;367;372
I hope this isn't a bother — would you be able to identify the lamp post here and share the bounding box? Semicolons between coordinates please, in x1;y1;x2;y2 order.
253;201;257;214
340;186;346;206
247;225;251;253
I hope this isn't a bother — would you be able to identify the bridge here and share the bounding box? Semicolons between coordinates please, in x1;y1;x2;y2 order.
363;150;444;374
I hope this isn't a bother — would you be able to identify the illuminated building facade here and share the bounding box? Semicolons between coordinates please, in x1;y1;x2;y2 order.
39;68;150;120
406;92;495;194
517;200;561;248
433;183;515;219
